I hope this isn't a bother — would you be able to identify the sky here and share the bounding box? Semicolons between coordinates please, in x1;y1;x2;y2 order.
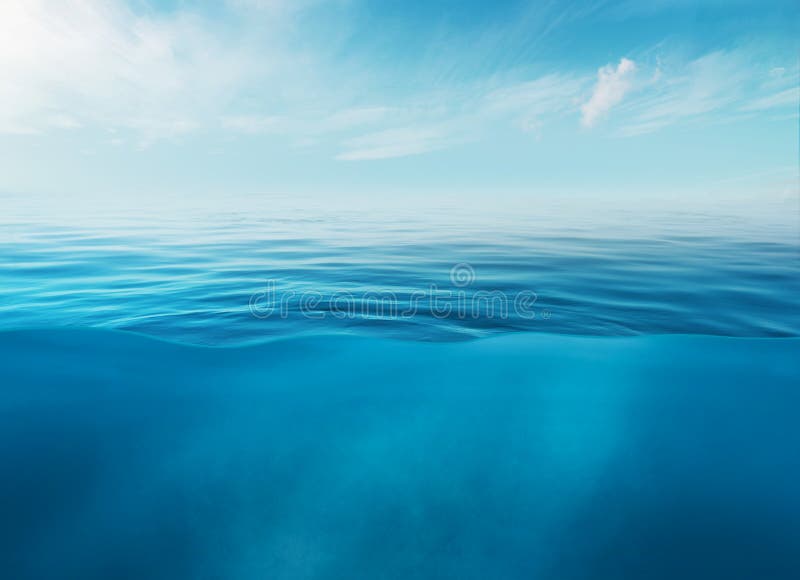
0;0;798;204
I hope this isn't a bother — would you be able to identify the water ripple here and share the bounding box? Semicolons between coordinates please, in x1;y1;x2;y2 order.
1;201;798;344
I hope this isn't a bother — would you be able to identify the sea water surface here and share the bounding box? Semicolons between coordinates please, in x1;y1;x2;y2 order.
1;193;799;579
1;193;798;343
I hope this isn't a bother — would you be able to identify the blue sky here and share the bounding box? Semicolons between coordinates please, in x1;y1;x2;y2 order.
0;0;797;202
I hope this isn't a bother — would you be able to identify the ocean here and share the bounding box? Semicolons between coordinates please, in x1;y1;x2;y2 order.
1;193;798;578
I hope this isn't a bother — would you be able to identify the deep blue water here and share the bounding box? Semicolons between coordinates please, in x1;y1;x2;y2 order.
1;195;799;578
1;330;798;579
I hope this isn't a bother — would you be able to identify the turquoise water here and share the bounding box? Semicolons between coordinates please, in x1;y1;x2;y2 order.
1;196;799;578
1;196;799;343
1;330;798;578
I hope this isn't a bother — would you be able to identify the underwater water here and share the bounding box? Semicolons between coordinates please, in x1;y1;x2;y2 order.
1;194;799;578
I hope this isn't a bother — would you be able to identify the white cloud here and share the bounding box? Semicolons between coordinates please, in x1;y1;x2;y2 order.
613;49;797;137
0;0;390;146
740;87;799;112
336;127;450;161
0;0;262;139
221;107;393;144
621;52;740;133
485;74;588;132
221;115;283;134
226;0;320;13
580;58;637;127
322;107;393;132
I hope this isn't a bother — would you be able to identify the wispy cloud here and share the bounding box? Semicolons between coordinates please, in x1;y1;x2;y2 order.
581;58;637;127
226;107;393;135
740;87;799;112
221;107;394;151
1;0;796;160
0;0;280;140
226;0;318;12
336;127;452;161
484;74;588;133
334;73;591;160
333;43;797;159
221;115;283;134
614;48;797;137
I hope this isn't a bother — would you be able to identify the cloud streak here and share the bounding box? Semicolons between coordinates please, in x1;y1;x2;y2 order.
614;48;798;137
740;87;799;112
336;127;452;161
484;73;588;133
0;0;276;140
